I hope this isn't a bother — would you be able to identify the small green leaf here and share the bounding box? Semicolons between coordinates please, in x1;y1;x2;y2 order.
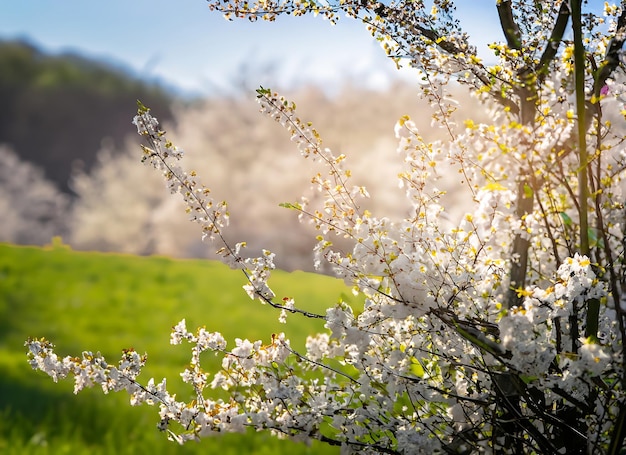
256;86;271;98
136;99;149;113
588;228;605;249
523;183;533;199
279;202;302;210
409;357;424;378
560;212;572;226
588;227;597;243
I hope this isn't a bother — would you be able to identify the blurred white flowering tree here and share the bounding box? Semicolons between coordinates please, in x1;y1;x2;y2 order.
68;84;482;271
69;139;165;255
27;1;626;453
0;145;69;244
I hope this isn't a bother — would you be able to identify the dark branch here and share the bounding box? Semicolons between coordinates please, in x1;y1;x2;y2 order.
497;1;522;50
536;2;570;81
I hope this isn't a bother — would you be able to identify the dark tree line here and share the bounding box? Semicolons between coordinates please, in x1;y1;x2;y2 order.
0;39;175;194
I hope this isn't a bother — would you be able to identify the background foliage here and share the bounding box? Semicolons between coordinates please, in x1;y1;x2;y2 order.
0;39;174;193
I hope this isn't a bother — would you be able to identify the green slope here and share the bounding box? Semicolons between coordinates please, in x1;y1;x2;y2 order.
0;242;355;454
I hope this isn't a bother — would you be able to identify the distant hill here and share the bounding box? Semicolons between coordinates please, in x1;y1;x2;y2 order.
0;39;175;193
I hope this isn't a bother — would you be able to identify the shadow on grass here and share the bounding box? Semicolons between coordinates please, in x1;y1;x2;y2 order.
0;368;339;455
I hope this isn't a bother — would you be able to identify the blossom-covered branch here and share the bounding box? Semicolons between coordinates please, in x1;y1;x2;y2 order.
26;1;626;453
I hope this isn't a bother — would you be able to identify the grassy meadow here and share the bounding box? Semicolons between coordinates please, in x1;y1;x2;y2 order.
0;241;358;454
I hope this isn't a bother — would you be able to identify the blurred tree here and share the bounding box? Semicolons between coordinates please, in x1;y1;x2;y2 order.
68;82;482;269
0;39;175;193
0;146;69;244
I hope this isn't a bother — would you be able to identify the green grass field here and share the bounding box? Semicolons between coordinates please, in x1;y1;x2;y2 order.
0;241;358;454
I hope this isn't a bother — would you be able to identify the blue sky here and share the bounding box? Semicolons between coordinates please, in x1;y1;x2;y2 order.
0;1;508;96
